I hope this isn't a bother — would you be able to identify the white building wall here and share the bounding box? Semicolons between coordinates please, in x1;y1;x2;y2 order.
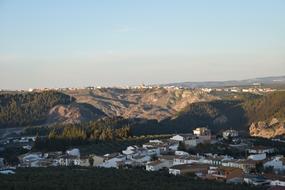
169;169;181;175
248;153;266;161
270;180;285;187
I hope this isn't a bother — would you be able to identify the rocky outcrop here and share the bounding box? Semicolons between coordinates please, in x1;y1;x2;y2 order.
65;88;218;121
249;118;285;138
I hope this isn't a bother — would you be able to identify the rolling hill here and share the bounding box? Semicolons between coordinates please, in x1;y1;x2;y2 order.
64;88;218;121
0;88;284;138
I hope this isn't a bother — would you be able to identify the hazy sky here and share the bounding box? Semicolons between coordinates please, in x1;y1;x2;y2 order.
0;0;285;89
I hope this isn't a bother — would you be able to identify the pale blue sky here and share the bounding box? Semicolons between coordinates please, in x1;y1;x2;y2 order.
0;0;284;89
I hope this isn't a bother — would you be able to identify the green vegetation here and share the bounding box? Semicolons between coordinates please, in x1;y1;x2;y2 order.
249;137;285;155
33;120;170;155
0;167;263;190
187;143;246;158
243;91;285;122
0;91;73;128
0;146;28;166
33;118;132;152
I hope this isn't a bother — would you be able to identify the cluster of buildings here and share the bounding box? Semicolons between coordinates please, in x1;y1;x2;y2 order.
2;85;278;95
1;127;285;189
95;128;285;188
0;136;36;151
201;87;276;93
23;85;185;92
15;148;105;168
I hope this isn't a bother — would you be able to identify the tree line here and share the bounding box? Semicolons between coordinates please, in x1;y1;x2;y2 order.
0;91;73;127
33;118;132;151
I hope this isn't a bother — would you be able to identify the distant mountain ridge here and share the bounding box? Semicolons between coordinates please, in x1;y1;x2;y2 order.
162;75;285;88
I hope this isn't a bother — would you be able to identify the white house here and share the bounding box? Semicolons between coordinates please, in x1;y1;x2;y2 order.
193;127;211;138
18;152;43;167
248;153;266;161
248;147;275;154
79;157;90;167
146;159;172;171
184;137;201;148
270;179;285;187
170;135;185;142
58;155;81;166
169;164;209;176
21;153;42;163
89;155;104;167
143;140;170;154
99;154;126;168
149;139;163;144
168;143;179;151
223;130;239;140
175;151;189;156
264;156;285;171
244;175;269;186
169;164;193;175
173;155;200;166
158;155;175;168
200;155;223;166
221;159;256;173
269;179;285;187
130;155;151;166
66;148;80;157
265;174;285;187
122;146;136;159
22;145;32;150
146;147;160;156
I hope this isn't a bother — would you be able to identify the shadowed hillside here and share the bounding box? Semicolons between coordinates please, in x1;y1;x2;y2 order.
65;88;218;121
131;91;285;137
0;89;284;138
0;91;106;128
0;91;73;127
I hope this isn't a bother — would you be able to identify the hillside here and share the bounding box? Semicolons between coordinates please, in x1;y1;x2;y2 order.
0;89;284;138
243;91;285;122
0;91;106;128
175;100;246;131
0;91;73;127
47;102;106;124
64;88;218;121
150;91;285;137
0;88;217;128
